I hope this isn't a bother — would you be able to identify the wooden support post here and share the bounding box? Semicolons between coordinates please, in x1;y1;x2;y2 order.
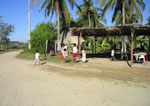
95;37;97;54
28;0;31;49
149;37;150;51
78;32;82;61
45;40;48;60
131;28;134;65
92;40;93;54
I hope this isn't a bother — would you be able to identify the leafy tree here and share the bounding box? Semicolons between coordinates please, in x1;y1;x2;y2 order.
40;0;80;51
136;36;149;51
30;21;57;53
99;38;110;52
58;17;77;32
76;0;105;27
0;18;14;50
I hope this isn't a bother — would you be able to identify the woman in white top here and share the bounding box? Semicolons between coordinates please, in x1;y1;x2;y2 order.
72;43;78;63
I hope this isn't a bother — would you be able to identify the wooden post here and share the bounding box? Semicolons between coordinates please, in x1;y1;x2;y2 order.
95;37;96;54
78;32;82;61
45;40;48;60
28;0;31;49
131;28;134;65
92;40;93;54
149;37;150;51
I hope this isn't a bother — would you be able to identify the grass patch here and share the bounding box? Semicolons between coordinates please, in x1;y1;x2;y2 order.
16;50;150;84
46;52;75;63
16;50;35;60
0;49;19;54
16;49;75;63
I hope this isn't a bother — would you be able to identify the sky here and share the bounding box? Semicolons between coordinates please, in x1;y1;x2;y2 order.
0;0;150;43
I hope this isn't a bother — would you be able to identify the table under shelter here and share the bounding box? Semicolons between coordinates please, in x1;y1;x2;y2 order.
70;24;150;66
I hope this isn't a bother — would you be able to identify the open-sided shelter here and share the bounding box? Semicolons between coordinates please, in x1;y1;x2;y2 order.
70;24;150;66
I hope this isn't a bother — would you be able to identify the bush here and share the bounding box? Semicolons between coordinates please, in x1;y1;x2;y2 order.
30;21;57;53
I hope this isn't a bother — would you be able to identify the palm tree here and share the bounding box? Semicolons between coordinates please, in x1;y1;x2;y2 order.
113;6;139;25
76;0;105;28
146;9;150;51
40;0;80;51
98;0;145;57
99;0;145;24
146;17;150;25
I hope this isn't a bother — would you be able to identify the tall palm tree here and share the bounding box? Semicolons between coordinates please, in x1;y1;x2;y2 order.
146;9;150;51
98;0;145;57
99;0;145;24
40;0;80;51
76;0;105;28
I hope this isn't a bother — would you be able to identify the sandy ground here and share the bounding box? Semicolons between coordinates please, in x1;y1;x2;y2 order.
0;51;150;106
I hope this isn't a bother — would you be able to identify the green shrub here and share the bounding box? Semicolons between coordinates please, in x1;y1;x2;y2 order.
30;21;57;53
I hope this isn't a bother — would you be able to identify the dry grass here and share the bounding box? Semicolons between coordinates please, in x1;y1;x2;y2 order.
40;58;150;84
17;50;150;84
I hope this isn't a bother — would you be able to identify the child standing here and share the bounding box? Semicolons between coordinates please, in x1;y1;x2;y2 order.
61;44;65;60
111;49;115;61
72;43;78;63
81;47;87;62
63;48;68;63
35;50;40;66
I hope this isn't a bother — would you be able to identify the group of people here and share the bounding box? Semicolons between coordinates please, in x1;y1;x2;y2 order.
34;43;116;65
34;43;87;65
61;43;87;63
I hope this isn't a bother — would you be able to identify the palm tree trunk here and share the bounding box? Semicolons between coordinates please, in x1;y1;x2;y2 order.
28;0;31;49
122;0;125;25
88;12;91;27
121;0;126;59
129;4;133;23
56;0;60;51
57;12;60;51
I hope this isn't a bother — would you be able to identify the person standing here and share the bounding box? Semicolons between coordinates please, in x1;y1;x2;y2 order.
61;44;65;60
63;48;68;63
81;47;87;62
72;43;78;63
111;48;115;61
35;50;40;66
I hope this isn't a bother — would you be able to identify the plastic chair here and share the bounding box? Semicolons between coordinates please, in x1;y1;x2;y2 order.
138;55;145;63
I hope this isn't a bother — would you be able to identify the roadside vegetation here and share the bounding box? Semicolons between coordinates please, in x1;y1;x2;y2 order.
0;16;27;54
16;49;80;65
7;0;150;64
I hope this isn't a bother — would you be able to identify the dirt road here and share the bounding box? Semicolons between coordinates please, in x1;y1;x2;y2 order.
0;51;150;106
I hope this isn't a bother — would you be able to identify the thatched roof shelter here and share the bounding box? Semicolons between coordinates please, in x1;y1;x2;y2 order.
70;24;150;66
70;24;150;36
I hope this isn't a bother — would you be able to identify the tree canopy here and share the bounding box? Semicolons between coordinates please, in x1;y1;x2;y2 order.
99;0;145;25
146;17;150;25
30;21;57;53
0;18;14;44
76;0;105;27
